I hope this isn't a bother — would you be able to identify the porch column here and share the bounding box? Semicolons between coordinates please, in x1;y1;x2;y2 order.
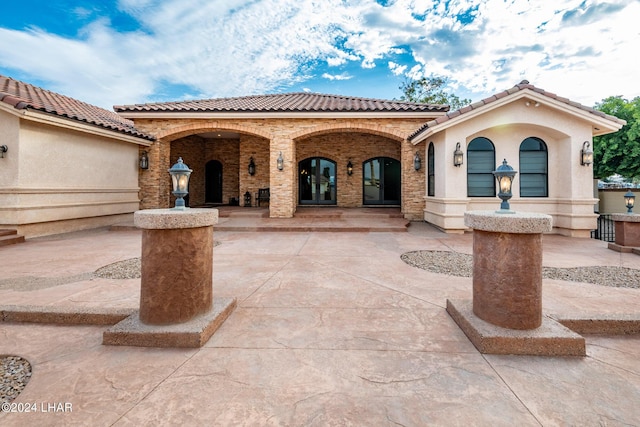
138;138;172;210
270;137;295;218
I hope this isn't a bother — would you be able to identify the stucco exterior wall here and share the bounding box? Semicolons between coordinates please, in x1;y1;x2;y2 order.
423;101;598;236
0;110;144;237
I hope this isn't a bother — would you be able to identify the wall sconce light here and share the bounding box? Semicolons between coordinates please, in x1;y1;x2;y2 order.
453;142;463;167
0;145;7;158
624;190;636;214
581;141;593;166
248;157;256;176
414;151;422;171
493;159;517;213
139;150;149;170
277;152;284;171
168;157;192;210
347;160;353;176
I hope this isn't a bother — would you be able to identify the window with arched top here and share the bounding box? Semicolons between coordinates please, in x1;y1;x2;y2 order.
467;137;495;197
427;142;435;197
519;137;548;197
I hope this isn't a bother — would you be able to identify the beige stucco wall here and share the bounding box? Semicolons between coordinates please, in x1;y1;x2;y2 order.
0;109;145;237
424;100;598;236
598;188;638;214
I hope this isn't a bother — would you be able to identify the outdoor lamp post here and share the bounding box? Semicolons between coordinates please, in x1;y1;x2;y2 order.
169;157;192;210
493;159;517;212
414;151;422;171
453;142;464;167
624;190;636;213
347;160;353;176
248;157;256;176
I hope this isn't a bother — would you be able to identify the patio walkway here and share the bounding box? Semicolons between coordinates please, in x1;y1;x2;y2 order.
1;222;639;426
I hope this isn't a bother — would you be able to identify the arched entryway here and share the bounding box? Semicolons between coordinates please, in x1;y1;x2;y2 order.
205;160;223;204
299;157;337;205
363;157;400;205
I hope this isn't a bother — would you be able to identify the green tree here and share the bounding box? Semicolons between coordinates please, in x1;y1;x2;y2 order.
593;96;640;180
399;75;471;109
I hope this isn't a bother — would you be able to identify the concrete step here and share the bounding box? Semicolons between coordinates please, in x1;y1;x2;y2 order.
0;229;25;246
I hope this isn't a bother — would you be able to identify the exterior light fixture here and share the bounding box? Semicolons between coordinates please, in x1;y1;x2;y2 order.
139;150;149;170
624;190;636;214
0;145;7;158
277;152;284;171
347;160;353;176
248;157;256;176
414;151;422;171
168;157;192;210
581;141;593;166
453;142;464;167
493;159;517;213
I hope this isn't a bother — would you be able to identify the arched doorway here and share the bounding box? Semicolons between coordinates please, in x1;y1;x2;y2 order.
205;160;223;204
299;157;337;205
363;157;400;205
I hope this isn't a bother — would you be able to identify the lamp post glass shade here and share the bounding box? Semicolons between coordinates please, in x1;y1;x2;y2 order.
168;157;192;209
493;159;517;212
248;157;256;176
625;190;636;213
581;141;593;166
347;160;353;176
414;151;422;171
139;151;149;170
453;142;463;167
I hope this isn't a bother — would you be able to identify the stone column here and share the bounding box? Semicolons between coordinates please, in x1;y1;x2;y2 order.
134;209;217;325
465;211;552;330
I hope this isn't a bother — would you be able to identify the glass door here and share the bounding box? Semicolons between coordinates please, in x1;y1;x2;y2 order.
363;157;400;205
299;158;337;204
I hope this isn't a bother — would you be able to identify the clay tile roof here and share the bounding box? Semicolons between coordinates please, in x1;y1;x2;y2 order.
0;75;154;141
114;92;449;114
409;80;627;141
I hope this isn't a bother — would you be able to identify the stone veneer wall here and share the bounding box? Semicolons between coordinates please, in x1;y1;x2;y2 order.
133;117;431;218
296;132;400;207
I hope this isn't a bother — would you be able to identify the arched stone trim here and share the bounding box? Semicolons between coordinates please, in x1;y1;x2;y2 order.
290;123;405;142
155;122;272;141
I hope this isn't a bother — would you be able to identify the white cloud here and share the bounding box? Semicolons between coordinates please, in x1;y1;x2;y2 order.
0;0;638;108
321;72;352;81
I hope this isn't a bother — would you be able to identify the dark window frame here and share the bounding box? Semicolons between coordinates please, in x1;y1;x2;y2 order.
519;137;548;197
467;137;496;197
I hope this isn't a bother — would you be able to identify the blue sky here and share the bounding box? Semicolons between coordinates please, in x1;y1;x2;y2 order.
1;0;638;109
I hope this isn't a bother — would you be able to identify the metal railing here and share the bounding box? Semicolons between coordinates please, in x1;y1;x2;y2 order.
591;214;615;242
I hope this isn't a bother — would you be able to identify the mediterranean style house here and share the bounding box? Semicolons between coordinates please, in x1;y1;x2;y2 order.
0;75;625;238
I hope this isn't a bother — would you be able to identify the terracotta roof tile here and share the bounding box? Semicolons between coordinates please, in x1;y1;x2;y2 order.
0;75;153;141
114;92;449;114
409;80;626;141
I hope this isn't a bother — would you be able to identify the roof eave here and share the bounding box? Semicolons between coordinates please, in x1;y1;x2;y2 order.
116;110;448;120
20;108;153;145
410;90;626;145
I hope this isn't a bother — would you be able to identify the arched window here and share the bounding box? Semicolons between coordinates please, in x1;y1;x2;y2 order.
519;137;548;197
467;137;495;197
427;142;435;197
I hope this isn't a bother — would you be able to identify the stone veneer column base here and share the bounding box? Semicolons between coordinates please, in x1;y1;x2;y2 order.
446;299;585;356
103;297;236;348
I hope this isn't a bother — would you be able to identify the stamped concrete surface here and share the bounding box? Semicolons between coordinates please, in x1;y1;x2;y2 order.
1;224;640;426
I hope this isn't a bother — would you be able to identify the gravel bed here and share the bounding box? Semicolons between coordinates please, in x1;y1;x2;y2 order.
0;356;32;405
401;250;640;289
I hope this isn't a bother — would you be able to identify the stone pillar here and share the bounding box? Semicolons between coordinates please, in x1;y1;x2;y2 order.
609;213;640;252
134;209;217;325
465;211;552;330
269;138;295;218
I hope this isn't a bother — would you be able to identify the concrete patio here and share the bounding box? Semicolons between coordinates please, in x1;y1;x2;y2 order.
1;221;640;426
